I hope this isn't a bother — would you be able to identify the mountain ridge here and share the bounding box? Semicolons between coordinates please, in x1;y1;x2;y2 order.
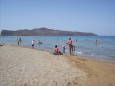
1;27;97;36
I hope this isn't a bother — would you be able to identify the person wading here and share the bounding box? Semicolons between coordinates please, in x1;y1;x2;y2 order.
67;38;73;55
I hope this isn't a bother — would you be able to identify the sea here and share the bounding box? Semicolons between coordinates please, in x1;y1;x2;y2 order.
0;36;115;60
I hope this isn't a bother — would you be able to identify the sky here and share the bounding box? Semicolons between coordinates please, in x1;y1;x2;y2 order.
0;0;115;36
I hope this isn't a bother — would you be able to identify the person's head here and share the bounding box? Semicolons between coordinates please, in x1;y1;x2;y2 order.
69;38;71;40
55;45;58;48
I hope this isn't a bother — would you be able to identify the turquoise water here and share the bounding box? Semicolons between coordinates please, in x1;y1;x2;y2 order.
0;36;115;60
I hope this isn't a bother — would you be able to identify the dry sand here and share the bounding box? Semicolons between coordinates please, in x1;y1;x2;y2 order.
0;44;115;86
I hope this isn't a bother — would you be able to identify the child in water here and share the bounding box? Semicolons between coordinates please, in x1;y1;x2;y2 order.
62;45;65;54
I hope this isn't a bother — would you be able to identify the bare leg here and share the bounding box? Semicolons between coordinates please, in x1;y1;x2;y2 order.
69;46;72;55
69;47;71;55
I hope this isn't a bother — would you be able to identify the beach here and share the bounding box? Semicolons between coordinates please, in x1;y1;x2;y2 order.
0;44;115;86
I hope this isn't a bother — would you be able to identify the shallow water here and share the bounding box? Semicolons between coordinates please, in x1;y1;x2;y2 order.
0;36;115;60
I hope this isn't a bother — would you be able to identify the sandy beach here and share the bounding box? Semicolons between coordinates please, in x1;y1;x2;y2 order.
0;44;115;86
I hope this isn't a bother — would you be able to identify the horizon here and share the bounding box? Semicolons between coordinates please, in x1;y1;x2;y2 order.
0;0;115;36
0;27;115;36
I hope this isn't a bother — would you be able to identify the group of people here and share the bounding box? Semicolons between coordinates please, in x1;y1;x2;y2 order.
31;40;43;48
53;38;100;55
17;37;75;55
17;37;99;56
31;37;76;55
53;37;76;55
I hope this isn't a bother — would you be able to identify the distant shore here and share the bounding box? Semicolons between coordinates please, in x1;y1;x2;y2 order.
0;44;115;86
1;28;97;36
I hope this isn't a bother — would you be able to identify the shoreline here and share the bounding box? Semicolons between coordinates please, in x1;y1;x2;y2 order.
1;43;115;62
0;44;115;86
0;36;115;60
13;44;115;61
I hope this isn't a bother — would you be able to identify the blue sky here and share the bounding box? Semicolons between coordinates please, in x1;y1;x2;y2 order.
0;0;115;36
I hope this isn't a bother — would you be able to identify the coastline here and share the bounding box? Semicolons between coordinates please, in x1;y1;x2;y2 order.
0;44;115;86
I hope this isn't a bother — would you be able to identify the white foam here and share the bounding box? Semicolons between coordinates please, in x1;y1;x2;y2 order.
76;51;83;54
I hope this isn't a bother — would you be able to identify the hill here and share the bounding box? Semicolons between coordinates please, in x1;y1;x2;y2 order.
1;27;97;36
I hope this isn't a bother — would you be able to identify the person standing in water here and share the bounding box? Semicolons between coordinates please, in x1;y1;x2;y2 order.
67;38;73;55
32;40;35;48
17;39;20;45
95;39;100;46
19;38;22;44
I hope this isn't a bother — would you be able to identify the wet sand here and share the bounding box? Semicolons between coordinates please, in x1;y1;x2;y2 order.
0;44;115;86
64;55;115;86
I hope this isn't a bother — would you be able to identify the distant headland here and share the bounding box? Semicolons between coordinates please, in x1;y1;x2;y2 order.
1;27;97;36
